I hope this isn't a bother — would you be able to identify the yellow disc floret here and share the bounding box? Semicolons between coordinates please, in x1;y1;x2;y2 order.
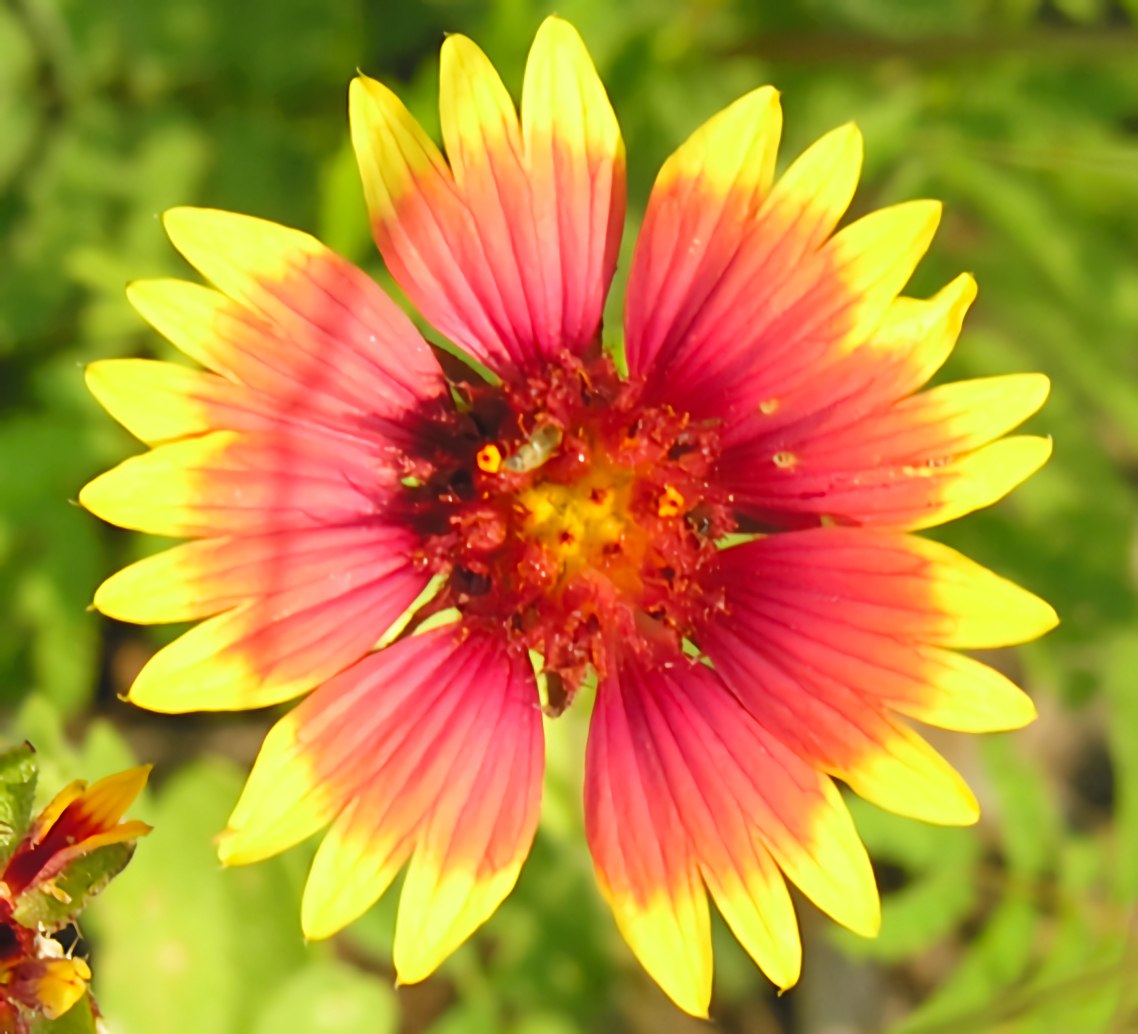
517;461;642;587
658;484;685;517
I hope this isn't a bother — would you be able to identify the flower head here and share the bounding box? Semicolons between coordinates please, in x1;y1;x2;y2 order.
0;748;150;1030
80;18;1055;1016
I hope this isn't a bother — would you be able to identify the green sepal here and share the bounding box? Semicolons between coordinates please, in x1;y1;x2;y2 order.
0;744;38;866
12;842;136;933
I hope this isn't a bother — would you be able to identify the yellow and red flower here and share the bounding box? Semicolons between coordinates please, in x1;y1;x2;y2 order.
0;760;150;1030
79;18;1055;1016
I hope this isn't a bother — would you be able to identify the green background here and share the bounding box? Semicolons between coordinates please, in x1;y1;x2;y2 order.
3;0;1138;1030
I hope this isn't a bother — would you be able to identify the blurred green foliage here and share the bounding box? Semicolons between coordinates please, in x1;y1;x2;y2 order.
4;0;1138;1031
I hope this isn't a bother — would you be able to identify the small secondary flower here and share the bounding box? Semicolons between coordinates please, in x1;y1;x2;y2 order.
0;751;150;1031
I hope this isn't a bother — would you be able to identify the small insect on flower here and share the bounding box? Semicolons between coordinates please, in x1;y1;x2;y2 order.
79;17;1056;1017
502;424;564;474
0;747;150;1032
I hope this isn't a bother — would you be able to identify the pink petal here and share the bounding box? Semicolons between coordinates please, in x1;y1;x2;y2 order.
584;653;877;1015
222;627;543;981
699;530;1055;822
350;19;624;374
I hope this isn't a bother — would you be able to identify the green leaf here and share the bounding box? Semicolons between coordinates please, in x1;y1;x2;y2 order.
340;871;400;963
85;758;315;1034
251;961;399;1034
13;696;82;809
317;140;374;265
834;796;981;962
980;734;1059;880
423;1001;501;1034
888;894;1040;1034
83;761;244;1034
11;841;137;932
1103;632;1138;901
78;720;141;786
0;742;37;864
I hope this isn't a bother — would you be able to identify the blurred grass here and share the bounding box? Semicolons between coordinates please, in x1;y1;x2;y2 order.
4;0;1138;1031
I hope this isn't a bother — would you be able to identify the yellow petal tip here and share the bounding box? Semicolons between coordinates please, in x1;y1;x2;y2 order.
300;895;347;943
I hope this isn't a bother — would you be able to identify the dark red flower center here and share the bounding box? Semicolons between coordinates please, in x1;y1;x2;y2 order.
394;354;736;707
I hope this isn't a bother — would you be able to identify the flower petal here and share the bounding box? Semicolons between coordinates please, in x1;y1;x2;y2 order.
3;767;152;897
120;530;426;712
722;373;1051;530
912;435;1052;530
50;767;151;836
223;627;542;984
585;656;879;1014
585;662;711;1017
624;86;783;379
700;530;1055;823
626;104;953;448
790;374;1048;470
79;429;395;538
219;710;341;867
93;525;411;624
146;209;441;415
520;17;627;355
626;120;866;393
127;279;427;428
86;359;296;444
717;273;978;474
676;199;942;434
350;17;624;373
3;957;91;1020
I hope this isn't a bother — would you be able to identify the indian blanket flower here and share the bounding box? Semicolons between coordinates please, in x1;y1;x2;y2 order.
0;750;150;1031
79;18;1056;1016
